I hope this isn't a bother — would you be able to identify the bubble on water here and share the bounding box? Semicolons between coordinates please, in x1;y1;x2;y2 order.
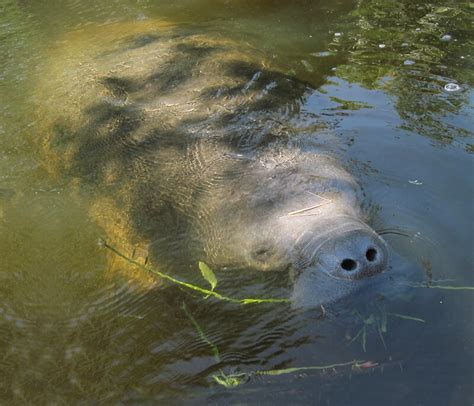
378;44;386;49
440;34;452;42
415;28;421;31
403;60;415;66
401;42;409;47
334;32;342;37
444;83;461;92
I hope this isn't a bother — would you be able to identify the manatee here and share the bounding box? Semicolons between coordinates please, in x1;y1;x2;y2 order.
37;20;390;307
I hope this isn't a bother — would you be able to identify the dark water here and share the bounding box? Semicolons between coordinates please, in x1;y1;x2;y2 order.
0;0;473;404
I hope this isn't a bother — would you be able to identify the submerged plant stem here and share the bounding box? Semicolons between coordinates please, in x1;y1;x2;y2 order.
407;283;474;291
102;241;289;304
387;313;425;323
182;302;220;362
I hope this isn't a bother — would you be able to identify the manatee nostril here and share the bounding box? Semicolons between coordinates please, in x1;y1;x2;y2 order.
340;258;357;271
366;248;377;262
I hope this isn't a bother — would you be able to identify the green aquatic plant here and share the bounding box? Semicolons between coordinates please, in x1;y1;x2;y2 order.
182;302;221;362
212;370;249;388
211;360;372;388
198;261;218;294
407;283;474;291
386;312;426;323
351;312;380;352
180;298;369;388
180;299;369;388
102;240;289;305
351;307;425;352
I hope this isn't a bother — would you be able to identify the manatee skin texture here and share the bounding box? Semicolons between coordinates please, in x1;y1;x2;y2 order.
40;20;389;307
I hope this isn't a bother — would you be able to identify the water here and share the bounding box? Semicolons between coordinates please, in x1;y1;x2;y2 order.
0;0;472;404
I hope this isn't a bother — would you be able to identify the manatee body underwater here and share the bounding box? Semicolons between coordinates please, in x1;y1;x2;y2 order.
38;20;397;308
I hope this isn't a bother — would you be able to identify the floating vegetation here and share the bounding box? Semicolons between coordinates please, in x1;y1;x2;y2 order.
351;307;425;352
102;240;290;304
180;303;369;388
211;360;373;388
351;311;384;352
212;370;250;388
178;285;368;388
407;282;474;291
386;313;425;323
198;261;217;295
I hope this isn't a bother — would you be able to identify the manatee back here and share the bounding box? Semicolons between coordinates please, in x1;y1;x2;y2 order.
35;19;312;283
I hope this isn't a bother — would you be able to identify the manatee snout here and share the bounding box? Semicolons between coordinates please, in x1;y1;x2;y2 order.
246;217;389;308
314;227;388;281
289;221;389;308
247;219;387;276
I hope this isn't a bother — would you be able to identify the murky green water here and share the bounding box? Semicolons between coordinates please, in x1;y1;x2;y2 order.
0;0;472;404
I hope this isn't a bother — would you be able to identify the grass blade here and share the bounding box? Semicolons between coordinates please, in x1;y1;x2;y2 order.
199;261;217;292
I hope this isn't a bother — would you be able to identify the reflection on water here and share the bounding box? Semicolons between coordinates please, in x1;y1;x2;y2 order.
0;0;472;404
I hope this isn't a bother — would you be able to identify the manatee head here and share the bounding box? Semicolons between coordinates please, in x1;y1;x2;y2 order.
195;144;389;308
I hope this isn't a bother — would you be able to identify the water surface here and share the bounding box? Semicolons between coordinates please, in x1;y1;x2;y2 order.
0;0;472;404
